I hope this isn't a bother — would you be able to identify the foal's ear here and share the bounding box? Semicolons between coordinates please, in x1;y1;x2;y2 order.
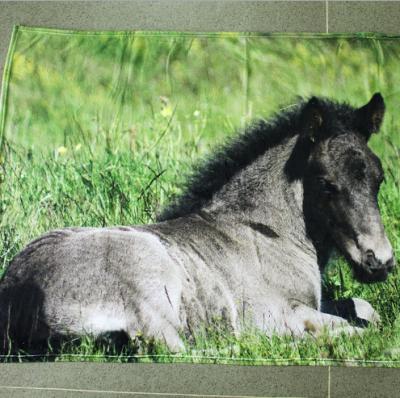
356;93;385;140
300;97;324;143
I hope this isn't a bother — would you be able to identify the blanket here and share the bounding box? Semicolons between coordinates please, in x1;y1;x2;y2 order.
0;26;399;365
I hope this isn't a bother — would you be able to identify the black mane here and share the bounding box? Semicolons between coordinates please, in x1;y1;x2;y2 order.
157;98;356;221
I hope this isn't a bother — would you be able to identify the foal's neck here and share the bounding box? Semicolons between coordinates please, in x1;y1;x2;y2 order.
202;134;331;264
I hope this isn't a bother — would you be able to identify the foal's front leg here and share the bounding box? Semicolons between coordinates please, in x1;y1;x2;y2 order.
321;298;380;327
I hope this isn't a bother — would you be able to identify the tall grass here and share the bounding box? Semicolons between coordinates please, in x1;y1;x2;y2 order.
1;29;400;364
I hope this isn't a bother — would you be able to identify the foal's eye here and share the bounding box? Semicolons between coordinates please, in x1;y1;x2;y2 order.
317;178;339;196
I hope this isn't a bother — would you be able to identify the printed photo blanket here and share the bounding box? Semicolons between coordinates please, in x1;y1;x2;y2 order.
0;26;399;365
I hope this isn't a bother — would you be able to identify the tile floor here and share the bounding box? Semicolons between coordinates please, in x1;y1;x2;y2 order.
0;1;400;397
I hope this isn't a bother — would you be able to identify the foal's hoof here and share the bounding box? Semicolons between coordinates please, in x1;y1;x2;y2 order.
351;298;380;325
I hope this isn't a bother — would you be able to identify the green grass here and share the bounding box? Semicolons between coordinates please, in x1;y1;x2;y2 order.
1;28;400;365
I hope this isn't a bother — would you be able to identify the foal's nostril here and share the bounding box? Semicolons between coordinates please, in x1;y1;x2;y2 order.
366;249;375;258
364;250;383;272
365;250;378;269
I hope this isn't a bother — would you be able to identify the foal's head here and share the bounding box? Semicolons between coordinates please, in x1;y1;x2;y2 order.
301;93;395;283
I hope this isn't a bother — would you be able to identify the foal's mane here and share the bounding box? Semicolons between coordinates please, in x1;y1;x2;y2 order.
157;102;306;221
157;98;354;221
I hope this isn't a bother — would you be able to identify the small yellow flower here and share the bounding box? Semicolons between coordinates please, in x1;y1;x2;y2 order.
160;96;174;118
56;146;68;156
75;144;82;151
161;104;173;118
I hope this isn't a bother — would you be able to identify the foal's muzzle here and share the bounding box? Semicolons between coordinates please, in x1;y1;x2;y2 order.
357;250;396;282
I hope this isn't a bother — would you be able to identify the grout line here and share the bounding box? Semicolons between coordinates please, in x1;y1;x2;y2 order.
0;386;307;398
327;366;331;398
325;0;329;34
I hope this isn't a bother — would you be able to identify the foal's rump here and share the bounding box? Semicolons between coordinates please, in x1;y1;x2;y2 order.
0;226;183;351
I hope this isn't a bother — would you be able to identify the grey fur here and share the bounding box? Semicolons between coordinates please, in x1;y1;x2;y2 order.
0;94;395;352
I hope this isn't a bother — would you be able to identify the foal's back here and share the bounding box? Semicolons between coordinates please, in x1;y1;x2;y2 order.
0;226;188;351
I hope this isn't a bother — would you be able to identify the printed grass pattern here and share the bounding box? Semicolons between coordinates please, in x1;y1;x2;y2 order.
1;27;400;364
